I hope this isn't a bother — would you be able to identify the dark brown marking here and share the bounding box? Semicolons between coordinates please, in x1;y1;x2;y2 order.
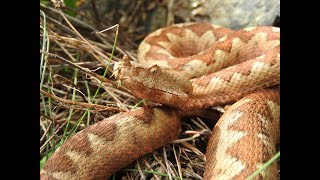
60;133;93;156
132;107;154;123
84;119;117;141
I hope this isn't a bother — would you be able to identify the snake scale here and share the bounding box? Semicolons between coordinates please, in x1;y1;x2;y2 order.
40;22;280;179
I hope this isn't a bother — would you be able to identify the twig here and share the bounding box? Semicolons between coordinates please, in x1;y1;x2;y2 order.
40;89;120;112
57;8;111;68
40;117;52;142
41;3;97;33
40;50;116;86
40;3;135;58
40;120;68;153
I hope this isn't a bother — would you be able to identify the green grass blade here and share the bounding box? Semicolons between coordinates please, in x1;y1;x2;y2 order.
246;151;280;180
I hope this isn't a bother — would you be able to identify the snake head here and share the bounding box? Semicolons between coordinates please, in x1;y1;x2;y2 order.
114;55;193;108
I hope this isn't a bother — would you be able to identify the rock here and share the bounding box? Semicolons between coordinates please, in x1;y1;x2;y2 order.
203;0;280;29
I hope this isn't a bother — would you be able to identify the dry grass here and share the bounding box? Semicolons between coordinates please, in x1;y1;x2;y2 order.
40;1;220;179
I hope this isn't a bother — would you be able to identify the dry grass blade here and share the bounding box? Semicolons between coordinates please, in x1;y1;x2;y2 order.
40;50;116;86
40;89;120;111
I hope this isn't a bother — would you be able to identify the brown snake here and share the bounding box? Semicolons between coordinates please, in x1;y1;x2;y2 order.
40;22;280;179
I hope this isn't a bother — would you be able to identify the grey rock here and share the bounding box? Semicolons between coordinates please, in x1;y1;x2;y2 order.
204;0;280;29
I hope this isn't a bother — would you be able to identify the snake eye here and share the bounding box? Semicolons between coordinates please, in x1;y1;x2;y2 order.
149;65;160;74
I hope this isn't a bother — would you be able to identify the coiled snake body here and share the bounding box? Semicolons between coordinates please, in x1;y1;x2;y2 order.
40;22;280;179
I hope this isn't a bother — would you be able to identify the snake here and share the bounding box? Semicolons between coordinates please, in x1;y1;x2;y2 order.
40;22;280;179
